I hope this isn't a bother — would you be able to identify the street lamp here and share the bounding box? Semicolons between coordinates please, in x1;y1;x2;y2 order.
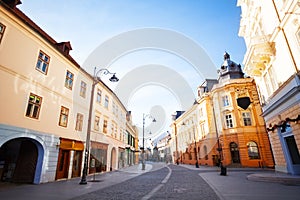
211;101;226;175
142;113;156;170
80;67;119;185
193;125;199;168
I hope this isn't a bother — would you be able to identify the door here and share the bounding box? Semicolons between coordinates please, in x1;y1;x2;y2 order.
72;151;82;178
56;149;70;179
230;142;240;163
285;135;300;174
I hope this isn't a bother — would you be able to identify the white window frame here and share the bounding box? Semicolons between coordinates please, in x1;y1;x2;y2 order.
225;113;233;128
36;50;50;74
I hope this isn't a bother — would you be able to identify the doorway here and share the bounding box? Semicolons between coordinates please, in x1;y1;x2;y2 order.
71;151;82;178
56;149;70;179
230;142;240;163
285;135;300;174
0;138;38;183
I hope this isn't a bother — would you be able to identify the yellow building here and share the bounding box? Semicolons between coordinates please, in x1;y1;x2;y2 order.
238;0;300;174
0;1;137;184
171;53;274;168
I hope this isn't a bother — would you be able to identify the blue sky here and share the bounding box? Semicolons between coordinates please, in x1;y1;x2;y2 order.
19;1;245;143
20;0;245;66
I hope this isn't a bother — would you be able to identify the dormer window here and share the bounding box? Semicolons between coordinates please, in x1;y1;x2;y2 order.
56;41;72;55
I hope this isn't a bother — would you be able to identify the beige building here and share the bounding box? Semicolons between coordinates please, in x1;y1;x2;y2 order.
0;1;137;184
238;0;300;174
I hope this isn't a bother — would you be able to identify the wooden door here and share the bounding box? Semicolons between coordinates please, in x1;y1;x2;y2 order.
71;151;82;178
56;149;70;179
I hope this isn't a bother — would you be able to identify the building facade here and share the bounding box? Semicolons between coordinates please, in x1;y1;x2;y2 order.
0;0;137;184
238;0;300;174
170;53;274;168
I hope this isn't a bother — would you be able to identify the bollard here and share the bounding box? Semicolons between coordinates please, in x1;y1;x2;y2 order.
220;165;227;176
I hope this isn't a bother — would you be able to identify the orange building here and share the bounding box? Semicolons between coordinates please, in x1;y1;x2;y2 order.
171;53;274;168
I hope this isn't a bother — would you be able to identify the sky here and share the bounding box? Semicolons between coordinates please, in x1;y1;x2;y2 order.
19;0;245;145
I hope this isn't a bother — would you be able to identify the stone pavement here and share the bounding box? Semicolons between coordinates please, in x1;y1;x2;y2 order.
179;163;300;185
0;162;300;200
0;163;164;200
179;164;300;200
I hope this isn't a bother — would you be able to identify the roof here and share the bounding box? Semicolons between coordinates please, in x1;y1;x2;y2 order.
0;0;81;69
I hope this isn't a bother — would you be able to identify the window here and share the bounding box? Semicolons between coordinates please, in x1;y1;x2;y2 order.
36;51;50;74
247;141;260;159
203;145;208;160
25;93;42;119
65;70;74;90
75;113;83;131
103;119;108;133
80;81;87;98
297;28;300;44
199;108;203;117
96;89;101;103
222;95;230;106
59;106;69;127
200;123;205;139
94;116;100;131
242;112;252;126
115;125;118;138
104;95;109;108
111;123;115;137
112;102;116;114
0;23;6;44
225;114;233;128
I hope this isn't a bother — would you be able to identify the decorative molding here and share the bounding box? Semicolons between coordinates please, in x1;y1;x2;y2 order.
267;115;300;132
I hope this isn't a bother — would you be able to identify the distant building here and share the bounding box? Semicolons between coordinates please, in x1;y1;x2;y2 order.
170;53;274;168
238;0;300;174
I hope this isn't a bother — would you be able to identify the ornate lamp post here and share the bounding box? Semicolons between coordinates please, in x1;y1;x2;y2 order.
80;67;118;185
142;113;156;170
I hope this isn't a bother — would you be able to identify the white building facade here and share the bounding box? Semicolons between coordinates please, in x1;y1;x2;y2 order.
238;0;300;174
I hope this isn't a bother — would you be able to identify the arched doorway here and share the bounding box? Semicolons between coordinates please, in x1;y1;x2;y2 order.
230;142;240;164
0;138;40;183
110;147;116;171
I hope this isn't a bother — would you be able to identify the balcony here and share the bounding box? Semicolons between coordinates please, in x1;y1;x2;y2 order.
244;35;276;76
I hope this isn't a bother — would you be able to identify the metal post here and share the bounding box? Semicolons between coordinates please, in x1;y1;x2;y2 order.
142;114;145;170
193;125;199;168
79;69;96;184
80;67;118;184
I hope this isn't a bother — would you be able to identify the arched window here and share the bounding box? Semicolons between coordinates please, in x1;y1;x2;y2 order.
247;141;260;159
